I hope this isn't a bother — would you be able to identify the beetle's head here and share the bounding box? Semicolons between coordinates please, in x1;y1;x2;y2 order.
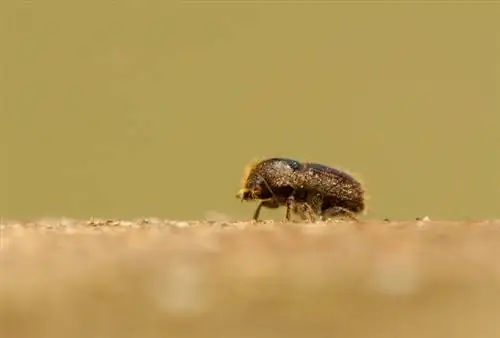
236;186;263;202
237;163;271;202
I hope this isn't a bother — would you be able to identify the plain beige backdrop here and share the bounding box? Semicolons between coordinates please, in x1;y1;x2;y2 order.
1;1;499;221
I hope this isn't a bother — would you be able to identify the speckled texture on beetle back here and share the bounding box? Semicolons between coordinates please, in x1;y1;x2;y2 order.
295;162;365;213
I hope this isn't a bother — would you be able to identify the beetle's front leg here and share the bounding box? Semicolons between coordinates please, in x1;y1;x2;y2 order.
252;199;280;222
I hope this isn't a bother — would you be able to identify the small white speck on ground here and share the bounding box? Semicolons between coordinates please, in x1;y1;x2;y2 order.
174;221;190;228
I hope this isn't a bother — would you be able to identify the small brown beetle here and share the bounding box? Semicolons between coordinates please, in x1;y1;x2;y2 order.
236;157;366;222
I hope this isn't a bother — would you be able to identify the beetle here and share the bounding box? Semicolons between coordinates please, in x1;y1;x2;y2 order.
236;157;366;222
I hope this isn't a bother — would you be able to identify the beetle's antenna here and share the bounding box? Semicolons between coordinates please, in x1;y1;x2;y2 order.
255;172;279;201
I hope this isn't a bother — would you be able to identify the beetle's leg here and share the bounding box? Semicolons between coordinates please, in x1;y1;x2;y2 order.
296;199;317;223
288;189;312;222
304;192;323;222
285;195;295;221
253;199;280;221
302;203;316;223
252;202;264;221
293;203;309;221
285;197;308;222
322;206;359;222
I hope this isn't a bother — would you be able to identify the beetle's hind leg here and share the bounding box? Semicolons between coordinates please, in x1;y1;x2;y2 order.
322;206;359;222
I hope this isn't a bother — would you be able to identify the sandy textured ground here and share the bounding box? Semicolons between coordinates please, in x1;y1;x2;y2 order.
2;218;500;338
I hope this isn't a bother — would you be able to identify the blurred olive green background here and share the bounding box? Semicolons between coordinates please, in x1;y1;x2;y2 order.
1;1;499;221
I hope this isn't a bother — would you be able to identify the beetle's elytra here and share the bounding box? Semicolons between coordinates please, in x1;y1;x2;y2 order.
236;157;366;222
